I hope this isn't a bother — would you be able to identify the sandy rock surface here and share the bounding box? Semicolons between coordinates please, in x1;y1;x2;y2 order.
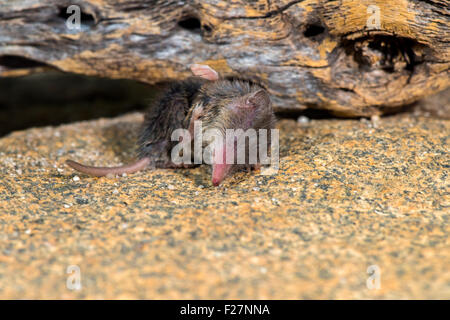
0;112;448;299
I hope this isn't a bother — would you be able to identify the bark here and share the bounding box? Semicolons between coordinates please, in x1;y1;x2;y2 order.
0;0;449;116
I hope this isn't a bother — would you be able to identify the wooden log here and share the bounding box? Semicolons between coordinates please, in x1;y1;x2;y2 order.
0;0;449;116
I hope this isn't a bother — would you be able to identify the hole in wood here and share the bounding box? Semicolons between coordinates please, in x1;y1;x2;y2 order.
344;35;424;73
57;6;95;27
178;17;201;32
0;55;48;69
202;24;213;34
304;24;325;38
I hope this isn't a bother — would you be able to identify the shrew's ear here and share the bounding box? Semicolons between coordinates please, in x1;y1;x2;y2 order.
190;64;219;81
246;89;270;109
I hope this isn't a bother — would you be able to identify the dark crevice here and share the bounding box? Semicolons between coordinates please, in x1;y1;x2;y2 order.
0;55;48;69
202;24;213;34
342;35;425;73
276;108;337;120
57;6;96;27
177;15;214;38
178;17;201;31
304;24;325;38
0;72;157;137
338;87;356;93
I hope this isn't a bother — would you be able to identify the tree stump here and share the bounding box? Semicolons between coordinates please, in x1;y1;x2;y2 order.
0;0;448;116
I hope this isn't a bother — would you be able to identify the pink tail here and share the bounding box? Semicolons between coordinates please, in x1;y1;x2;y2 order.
65;157;150;177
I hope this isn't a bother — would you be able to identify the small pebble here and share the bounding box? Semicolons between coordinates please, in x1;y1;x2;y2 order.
371;115;380;128
297;116;310;125
73;175;80;182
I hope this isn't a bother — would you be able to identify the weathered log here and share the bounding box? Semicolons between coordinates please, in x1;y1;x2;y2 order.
0;0;449;116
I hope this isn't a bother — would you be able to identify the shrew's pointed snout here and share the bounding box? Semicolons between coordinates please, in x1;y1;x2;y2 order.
211;141;233;186
212;162;232;186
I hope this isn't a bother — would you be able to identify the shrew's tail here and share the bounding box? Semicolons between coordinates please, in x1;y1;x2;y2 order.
65;157;150;177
